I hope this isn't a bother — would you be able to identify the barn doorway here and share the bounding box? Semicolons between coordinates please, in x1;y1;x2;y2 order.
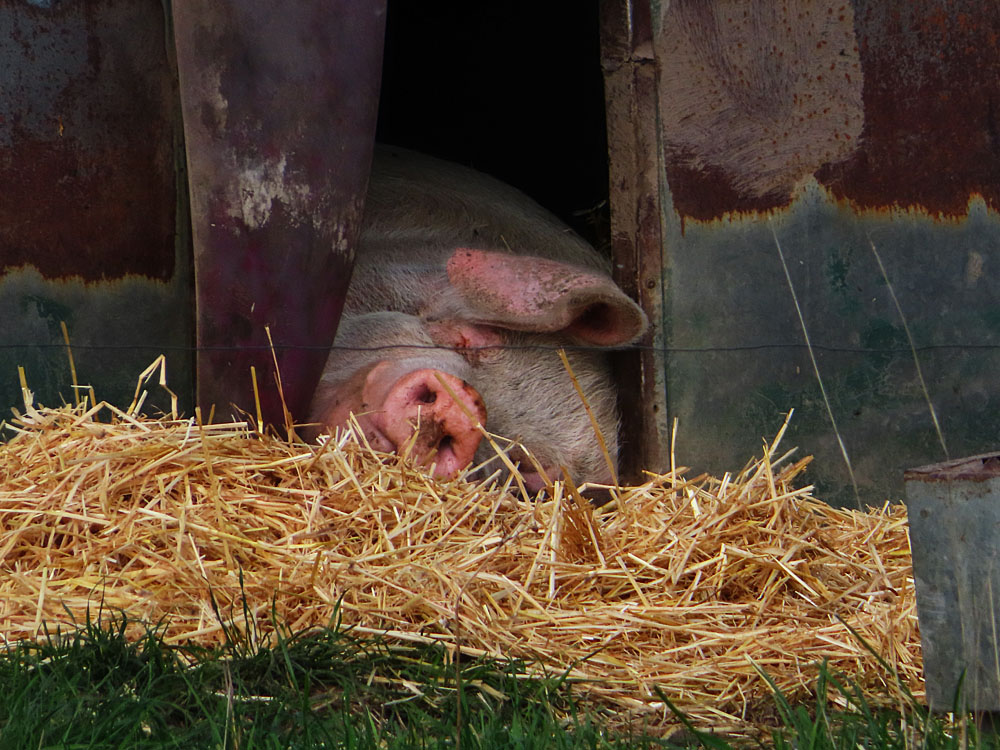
375;1;610;251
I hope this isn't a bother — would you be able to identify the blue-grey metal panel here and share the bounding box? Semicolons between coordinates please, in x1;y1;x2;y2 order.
650;0;1000;505
905;455;1000;712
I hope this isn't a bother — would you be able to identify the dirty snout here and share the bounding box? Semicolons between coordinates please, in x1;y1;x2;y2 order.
367;366;487;478
313;362;487;478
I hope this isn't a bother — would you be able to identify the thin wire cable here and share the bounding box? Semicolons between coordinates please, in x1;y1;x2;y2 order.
1;341;997;355
771;222;861;509
867;234;949;459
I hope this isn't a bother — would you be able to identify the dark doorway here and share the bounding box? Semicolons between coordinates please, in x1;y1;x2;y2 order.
375;1;609;249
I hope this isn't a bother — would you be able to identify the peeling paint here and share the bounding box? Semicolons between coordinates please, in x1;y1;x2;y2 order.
232;152;305;230
965;250;985;287
172;0;385;426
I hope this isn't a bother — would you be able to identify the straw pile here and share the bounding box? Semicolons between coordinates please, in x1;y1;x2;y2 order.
0;381;919;733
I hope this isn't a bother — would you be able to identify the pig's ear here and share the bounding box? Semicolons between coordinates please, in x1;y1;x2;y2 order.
446;249;648;346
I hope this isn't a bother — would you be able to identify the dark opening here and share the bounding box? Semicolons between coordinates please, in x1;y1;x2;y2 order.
413;384;437;405
375;0;610;251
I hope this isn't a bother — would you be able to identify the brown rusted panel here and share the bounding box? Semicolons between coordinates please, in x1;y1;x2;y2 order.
820;1;1000;215
0;1;193;419
659;0;1000;221
0;1;178;280
658;0;865;221
601;0;669;481
171;1;386;428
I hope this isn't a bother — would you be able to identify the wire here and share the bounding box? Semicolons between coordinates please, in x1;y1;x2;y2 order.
0;341;997;355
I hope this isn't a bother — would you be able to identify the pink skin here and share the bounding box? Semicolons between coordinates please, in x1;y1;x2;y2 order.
318;362;487;478
520;466;560;494
426;320;504;363
446;248;644;346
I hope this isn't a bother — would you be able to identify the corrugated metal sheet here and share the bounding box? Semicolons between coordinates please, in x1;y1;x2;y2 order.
604;0;1000;504
0;0;193;417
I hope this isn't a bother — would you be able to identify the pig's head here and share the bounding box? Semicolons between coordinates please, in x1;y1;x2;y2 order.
310;248;648;493
424;248;647;491
319;146;651;490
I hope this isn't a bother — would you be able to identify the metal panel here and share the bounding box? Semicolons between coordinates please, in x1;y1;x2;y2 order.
0;0;192;417
604;0;1000;504
172;0;386;429
905;454;1000;712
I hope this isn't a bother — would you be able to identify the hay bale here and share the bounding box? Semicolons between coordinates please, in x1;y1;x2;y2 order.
0;382;919;733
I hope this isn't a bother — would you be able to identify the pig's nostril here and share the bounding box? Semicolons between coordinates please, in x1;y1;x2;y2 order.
437;435;454;453
413;384;437;404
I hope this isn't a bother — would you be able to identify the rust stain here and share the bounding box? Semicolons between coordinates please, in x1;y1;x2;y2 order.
658;0;1000;221
657;0;864;221
0;1;178;282
0;139;176;281
820;0;1000;217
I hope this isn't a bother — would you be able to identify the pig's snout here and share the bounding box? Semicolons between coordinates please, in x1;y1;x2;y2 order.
374;369;487;478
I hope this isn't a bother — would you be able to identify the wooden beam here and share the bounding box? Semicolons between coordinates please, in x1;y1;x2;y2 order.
600;0;670;481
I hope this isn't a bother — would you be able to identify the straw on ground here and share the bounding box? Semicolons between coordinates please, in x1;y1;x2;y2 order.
0;388;918;734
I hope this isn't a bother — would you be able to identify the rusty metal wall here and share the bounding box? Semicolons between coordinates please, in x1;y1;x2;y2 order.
605;0;1000;504
1;1;385;430
0;0;193;417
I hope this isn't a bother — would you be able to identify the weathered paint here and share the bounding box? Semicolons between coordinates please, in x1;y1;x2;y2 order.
659;0;1000;220
667;185;1000;505
0;2;180;281
603;0;1000;503
659;0;865;220
822;1;1000;216
0;0;193;418
0;268;193;416
905;453;1000;711
172;0;386;429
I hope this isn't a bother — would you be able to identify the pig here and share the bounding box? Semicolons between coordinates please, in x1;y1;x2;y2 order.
308;146;648;491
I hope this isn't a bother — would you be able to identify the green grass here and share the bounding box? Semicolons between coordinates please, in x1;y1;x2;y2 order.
0;611;651;750
0;613;994;750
